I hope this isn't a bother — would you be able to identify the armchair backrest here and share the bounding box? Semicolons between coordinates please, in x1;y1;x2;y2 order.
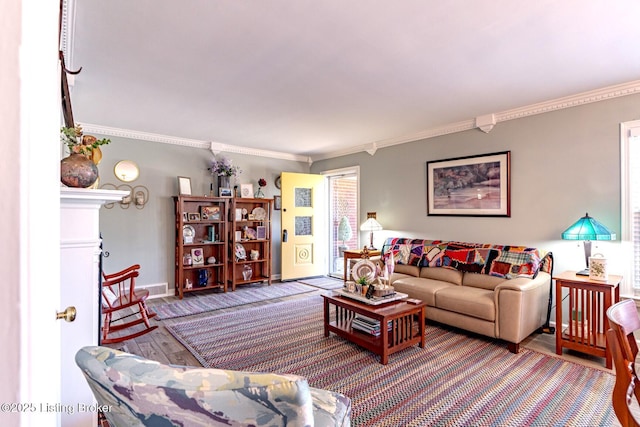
76;346;315;426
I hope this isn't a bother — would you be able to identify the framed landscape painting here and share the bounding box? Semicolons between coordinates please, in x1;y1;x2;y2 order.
426;151;510;217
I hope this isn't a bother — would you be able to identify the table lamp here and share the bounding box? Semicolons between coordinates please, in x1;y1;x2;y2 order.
561;212;616;276
360;212;383;250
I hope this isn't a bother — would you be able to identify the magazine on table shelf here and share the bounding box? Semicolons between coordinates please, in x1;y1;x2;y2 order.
351;314;392;336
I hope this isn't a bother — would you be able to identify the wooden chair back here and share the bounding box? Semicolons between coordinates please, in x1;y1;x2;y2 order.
607;299;640;426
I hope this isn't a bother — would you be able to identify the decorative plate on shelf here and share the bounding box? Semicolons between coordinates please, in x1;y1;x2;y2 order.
245;227;257;239
235;243;247;261
182;225;195;244
351;259;377;283
252;207;267;220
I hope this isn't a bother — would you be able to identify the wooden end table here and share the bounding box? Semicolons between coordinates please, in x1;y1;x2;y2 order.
343;249;381;283
554;271;622;369
322;293;426;365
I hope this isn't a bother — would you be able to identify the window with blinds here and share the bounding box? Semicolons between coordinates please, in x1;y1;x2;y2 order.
622;120;640;295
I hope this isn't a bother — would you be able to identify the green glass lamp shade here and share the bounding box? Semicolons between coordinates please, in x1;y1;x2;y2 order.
561;213;616;241
561;213;615;275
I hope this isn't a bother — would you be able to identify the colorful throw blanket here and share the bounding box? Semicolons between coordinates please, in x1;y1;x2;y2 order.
381;237;552;279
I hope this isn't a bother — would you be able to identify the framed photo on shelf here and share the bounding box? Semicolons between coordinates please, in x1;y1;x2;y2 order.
191;248;205;265
182;212;188;222
201;205;221;220
178;176;192;195
426;151;511;217
219;187;232;198
274;195;282;210
256;225;267;240
240;183;254;198
188;212;201;221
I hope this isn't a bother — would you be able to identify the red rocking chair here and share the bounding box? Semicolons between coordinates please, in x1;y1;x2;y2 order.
101;264;158;344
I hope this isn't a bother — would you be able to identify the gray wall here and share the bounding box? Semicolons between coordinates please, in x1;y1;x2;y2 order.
97;137;308;288
312;93;640;302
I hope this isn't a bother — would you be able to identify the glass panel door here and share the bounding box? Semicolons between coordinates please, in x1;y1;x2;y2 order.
327;171;359;279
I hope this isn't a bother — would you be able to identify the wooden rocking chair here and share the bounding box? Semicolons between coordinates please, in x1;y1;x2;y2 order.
101;264;157;344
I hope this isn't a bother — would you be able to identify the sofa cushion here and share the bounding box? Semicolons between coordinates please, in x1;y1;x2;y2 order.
435;286;496;321
462;272;508;290
392;277;455;307
419;267;463;286
392;264;420;277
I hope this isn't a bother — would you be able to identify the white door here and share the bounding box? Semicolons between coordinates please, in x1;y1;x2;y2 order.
19;2;63;425
280;172;326;280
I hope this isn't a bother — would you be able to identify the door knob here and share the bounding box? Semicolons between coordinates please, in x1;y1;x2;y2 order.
56;306;77;322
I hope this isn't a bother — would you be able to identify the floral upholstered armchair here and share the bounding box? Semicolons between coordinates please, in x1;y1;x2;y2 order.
76;346;351;426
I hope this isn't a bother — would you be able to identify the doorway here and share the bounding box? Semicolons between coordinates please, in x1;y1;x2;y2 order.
325;167;360;279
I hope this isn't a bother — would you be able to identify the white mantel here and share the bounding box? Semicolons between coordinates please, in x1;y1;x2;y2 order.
59;187;128;427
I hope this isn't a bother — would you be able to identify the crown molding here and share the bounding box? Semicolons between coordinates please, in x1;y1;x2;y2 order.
311;80;640;162
59;0;76;66
80;123;311;163
80;80;640;164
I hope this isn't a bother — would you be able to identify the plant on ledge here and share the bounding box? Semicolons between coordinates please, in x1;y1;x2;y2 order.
61;125;110;156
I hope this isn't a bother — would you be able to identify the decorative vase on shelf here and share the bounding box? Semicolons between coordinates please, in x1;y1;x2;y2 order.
219;175;230;188
242;264;253;281
60;153;99;188
255;187;265;198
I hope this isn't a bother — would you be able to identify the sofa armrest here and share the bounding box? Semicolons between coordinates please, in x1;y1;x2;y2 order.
494;272;551;343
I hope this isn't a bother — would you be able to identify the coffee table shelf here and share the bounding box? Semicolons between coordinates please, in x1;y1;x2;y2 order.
323;293;426;365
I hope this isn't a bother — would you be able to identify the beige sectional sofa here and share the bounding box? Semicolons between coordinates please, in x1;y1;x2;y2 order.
381;238;553;353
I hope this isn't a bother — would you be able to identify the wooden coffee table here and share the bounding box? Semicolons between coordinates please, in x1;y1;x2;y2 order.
322;293;426;365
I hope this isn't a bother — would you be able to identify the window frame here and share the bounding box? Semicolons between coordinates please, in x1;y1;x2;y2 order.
620;119;640;297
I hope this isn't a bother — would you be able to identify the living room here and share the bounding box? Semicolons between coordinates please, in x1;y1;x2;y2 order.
4;1;640;426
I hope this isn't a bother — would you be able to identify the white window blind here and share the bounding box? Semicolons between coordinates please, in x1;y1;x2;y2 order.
622;120;640;295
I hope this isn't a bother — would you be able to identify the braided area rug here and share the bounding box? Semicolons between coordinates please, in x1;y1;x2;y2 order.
166;295;615;427
150;282;316;320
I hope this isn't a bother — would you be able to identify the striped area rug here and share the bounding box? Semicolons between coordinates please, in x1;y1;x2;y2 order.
298;276;345;290
150;282;316;320
166;295;615;426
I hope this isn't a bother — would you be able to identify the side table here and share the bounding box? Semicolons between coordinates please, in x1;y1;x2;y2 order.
554;271;622;369
343;249;381;283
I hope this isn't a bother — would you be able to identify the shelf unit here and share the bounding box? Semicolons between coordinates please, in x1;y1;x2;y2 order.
174;196;229;299
228;198;273;290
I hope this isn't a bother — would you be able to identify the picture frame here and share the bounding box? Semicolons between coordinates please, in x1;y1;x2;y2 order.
273;195;282;210
182;212;188;222
201;205;221;220
248;214;255;220
426;151;511;217
256;225;267;240
240;183;254;198
188;212;201;221
178;176;192;195
191;248;205;266
219;187;232;198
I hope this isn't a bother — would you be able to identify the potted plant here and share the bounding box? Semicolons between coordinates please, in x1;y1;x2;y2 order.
60;125;110;188
209;156;242;193
337;216;352;256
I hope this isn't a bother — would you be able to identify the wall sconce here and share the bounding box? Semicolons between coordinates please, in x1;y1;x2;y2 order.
133;186;149;209
100;183;149;210
101;160;149;209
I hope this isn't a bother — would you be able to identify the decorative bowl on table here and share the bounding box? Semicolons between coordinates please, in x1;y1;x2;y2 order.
374;285;395;297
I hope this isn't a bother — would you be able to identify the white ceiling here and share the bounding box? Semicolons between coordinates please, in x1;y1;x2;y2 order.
65;1;640;160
